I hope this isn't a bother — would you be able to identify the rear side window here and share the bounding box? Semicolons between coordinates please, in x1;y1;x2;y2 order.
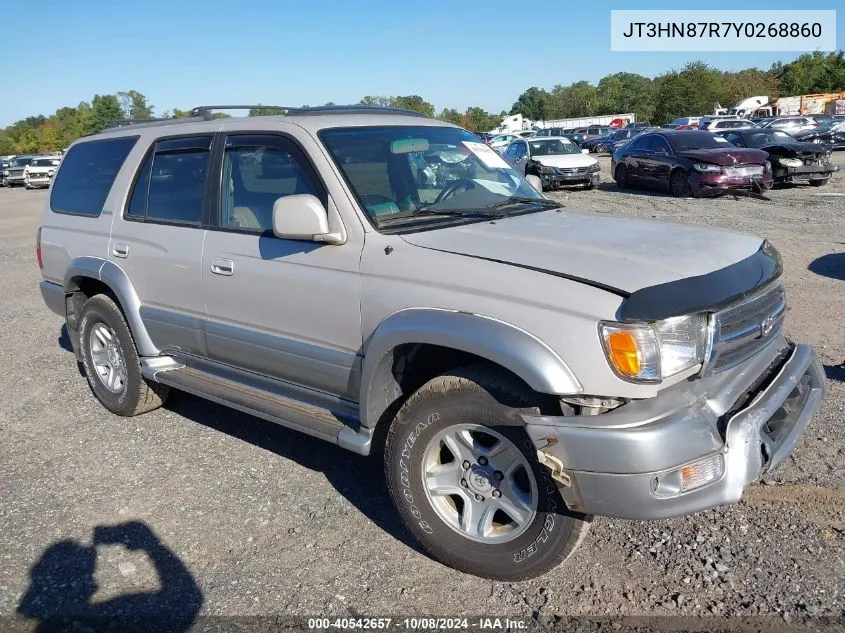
126;136;212;224
50;137;137;216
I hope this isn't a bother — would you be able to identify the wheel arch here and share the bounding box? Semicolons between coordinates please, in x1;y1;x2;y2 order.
64;256;160;356
359;309;581;429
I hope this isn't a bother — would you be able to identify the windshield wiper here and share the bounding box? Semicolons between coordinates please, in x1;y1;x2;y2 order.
409;207;508;219
487;196;562;210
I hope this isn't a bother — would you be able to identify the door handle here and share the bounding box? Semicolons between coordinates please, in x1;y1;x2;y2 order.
210;258;234;276
112;243;129;258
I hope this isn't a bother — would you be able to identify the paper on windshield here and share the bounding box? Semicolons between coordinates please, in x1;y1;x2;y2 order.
463;141;510;169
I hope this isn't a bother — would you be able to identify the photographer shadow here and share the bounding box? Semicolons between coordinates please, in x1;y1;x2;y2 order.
17;521;202;633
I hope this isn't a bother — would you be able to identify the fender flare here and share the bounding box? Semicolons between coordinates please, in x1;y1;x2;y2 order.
64;256;160;356
359;308;581;429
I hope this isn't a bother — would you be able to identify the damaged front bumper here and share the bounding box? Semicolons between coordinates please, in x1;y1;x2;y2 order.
524;339;826;520
773;163;838;184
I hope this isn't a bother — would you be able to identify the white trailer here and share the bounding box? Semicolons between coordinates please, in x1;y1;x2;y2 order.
535;113;636;129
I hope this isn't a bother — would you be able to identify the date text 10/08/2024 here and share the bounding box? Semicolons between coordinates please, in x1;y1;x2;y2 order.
307;617;530;630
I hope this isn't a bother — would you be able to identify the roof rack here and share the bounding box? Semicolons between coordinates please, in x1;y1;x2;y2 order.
105;117;203;130
285;105;427;117
189;105;297;118
190;104;428;118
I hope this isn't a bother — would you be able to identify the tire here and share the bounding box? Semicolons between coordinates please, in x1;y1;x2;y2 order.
614;164;628;188
78;294;169;416
384;365;591;581
585;180;596;190
595;144;607;153
809;178;829;187
670;169;695;198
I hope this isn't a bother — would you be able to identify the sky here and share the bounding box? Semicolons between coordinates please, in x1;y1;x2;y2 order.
1;0;842;127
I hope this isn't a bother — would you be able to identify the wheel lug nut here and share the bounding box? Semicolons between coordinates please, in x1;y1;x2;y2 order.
478;456;488;466
492;489;502;499
462;460;471;470
475;494;484;501
460;479;468;488
493;471;503;481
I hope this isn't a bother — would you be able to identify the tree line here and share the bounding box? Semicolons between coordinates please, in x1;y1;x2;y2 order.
1;51;842;155
510;52;845;124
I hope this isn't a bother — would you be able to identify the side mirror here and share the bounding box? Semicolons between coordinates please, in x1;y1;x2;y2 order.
272;194;343;244
581;148;589;154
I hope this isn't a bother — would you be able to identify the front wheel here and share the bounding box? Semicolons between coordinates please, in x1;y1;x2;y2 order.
614;164;628;188
594;144;607;153
384;366;591;581
670;169;695;198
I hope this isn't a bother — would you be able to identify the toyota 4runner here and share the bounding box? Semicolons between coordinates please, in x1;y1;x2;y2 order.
38;105;826;581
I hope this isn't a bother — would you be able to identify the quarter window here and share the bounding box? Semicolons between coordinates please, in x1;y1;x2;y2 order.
51;137;137;216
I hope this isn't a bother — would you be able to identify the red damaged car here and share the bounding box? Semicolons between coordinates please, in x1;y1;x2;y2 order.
611;130;773;198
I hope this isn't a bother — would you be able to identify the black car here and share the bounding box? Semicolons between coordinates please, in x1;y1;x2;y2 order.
715;128;838;186
791;121;845;150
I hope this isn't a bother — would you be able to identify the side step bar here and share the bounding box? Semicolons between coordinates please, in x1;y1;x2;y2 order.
141;358;373;455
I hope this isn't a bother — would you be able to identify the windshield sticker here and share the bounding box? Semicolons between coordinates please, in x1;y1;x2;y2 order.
463;141;511;169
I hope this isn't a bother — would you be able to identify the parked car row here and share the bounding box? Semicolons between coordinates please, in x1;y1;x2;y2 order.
0;154;62;188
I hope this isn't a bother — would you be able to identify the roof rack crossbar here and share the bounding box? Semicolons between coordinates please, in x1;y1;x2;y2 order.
284;105;427;117
105;117;204;130
189;105;299;118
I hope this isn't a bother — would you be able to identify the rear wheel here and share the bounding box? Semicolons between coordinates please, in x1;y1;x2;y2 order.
384;365;591;581
614;164;628;188
594;143;607;153
670;169;695;198
78;294;169;416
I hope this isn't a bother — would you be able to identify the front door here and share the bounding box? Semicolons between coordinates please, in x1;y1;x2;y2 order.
200;133;363;399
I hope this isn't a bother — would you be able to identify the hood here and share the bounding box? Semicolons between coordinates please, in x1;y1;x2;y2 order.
400;210;762;294
532;154;596;168
676;147;767;165
758;141;829;156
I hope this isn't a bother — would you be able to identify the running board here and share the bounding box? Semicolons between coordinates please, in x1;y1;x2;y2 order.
140;357;374;455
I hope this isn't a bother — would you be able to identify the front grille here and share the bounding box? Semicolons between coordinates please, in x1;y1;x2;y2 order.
724;165;764;178
556;166;589;175
708;283;786;372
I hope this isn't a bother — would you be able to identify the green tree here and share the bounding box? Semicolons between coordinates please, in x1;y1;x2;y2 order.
357;96;394;107
549;81;598;118
652;61;723;123
248;105;288;116
775;51;845;95
509;87;552;121
595;72;656;122
117;90;154;120
88;94;123;134
465;107;500;132
392;95;435;117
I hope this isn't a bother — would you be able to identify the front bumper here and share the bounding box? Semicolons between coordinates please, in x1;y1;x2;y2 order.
524;341;826;520
773;163;837;183
25;176;52;188
691;170;774;193
540;171;600;189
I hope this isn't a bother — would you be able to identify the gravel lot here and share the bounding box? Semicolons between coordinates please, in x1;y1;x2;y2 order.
0;154;843;632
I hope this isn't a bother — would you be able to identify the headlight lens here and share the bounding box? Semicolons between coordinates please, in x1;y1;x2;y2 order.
533;163;555;174
778;157;802;167
588;162;600;172
600;314;708;382
692;163;722;173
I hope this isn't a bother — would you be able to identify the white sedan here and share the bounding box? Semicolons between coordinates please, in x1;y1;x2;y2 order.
501;136;600;190
487;134;521;152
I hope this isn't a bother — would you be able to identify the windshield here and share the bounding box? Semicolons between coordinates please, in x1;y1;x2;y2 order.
320;126;545;230
668;132;734;151
12;157;33;167
32;158;60;167
528;139;580;156
742;130;794;146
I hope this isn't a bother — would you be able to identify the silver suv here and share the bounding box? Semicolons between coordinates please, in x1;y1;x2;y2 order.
38;105;826;581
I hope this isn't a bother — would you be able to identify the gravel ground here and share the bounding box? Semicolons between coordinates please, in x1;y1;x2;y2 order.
0;154;842;632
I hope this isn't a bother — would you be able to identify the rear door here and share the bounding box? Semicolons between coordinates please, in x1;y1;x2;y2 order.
109;135;211;354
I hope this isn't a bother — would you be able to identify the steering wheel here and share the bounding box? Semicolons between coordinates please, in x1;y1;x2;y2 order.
434;178;476;205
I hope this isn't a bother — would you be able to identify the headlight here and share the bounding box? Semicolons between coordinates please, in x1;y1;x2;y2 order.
778;157;802;168
692;163;722;173
588;163;600;172
533;163;555;174
599;314;708;383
